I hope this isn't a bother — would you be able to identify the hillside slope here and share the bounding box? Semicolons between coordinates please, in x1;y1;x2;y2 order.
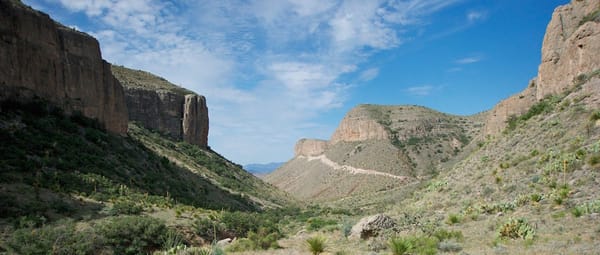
267;104;485;201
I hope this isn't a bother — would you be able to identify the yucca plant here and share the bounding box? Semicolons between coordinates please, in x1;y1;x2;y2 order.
306;236;326;255
388;237;413;255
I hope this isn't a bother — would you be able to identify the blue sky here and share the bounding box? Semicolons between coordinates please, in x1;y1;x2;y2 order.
23;0;569;165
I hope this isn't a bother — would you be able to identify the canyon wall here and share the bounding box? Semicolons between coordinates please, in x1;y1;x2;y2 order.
0;0;128;134
112;65;209;148
484;0;600;135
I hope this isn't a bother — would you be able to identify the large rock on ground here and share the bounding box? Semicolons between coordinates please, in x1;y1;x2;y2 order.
349;214;398;240
0;0;128;134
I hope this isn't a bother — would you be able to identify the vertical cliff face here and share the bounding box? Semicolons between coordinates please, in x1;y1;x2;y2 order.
537;0;600;98
111;65;209;148
183;94;209;147
294;139;328;157
484;0;600;135
0;0;128;134
330;106;389;144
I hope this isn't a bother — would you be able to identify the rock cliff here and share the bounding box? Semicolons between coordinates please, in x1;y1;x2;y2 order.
267;104;484;201
111;65;209;148
330;106;388;144
294;139;328;157
485;0;600;135
0;0;128;134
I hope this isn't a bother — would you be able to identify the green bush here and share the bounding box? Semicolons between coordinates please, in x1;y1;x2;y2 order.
306;236;326;255
446;214;461;225
388;235;438;255
306;217;337;231
6;220;100;255
194;217;227;242
110;200;143;215
97;216;168;255
498;218;535;240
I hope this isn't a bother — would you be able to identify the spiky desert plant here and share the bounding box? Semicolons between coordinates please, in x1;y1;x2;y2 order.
306;236;326;255
388;237;413;255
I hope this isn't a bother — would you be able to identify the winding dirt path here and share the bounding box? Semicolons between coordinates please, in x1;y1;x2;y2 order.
298;155;408;180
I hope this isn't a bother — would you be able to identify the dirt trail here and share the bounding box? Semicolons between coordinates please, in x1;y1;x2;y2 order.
299;155;408;180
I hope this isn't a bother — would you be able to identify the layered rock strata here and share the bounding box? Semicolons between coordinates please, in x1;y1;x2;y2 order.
112;66;209;148
0;0;128;134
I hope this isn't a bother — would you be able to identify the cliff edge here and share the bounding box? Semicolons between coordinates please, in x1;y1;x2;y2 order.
484;0;600;135
111;65;209;148
0;0;128;134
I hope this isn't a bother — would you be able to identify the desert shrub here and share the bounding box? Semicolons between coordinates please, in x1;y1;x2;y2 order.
498;218;535;240
110;200;143;215
530;193;543;203
388;237;412;255
438;240;462;252
307;217;337;231
247;227;281;250
97;216;168;255
226;238;256;252
579;9;600;26
6;220;100;255
432;228;463;242
388;235;438;255
446;214;461;225
306;236;326;255
193;217;226;242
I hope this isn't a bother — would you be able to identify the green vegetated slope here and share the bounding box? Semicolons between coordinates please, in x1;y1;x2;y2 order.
326;72;600;254
111;65;194;95
0;98;296;254
267;104;485;201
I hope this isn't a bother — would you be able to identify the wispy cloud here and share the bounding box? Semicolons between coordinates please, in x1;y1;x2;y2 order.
32;0;463;164
455;55;483;64
406;85;435;96
467;10;487;22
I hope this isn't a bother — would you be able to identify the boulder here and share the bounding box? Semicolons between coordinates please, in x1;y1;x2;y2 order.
349;214;398;240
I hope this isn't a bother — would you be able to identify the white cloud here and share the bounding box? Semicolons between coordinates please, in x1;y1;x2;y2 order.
467;10;487;22
359;68;379;81
406;85;434;96
40;0;463;164
455;56;483;64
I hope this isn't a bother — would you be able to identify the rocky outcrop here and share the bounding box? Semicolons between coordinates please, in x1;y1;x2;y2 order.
537;0;600;98
349;214;398;240
294;139;328;156
484;80;538;135
0;0;128;134
112;65;209;148
330;106;389;144
485;0;600;135
183;94;209;147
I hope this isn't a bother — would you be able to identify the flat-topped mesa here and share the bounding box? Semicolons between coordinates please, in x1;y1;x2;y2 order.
111;65;209;148
294;139;328;157
330;106;389;144
0;0;128;134
485;0;600;135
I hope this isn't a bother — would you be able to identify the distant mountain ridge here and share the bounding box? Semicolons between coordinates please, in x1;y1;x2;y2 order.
244;162;285;175
267;104;485;201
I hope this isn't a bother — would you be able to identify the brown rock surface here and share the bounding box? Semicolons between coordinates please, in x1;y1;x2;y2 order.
112;65;209;148
349;214;398;240
294;139;328;156
0;0;128;134
330;106;389;144
538;0;600;98
485;0;600;135
183;94;209;147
